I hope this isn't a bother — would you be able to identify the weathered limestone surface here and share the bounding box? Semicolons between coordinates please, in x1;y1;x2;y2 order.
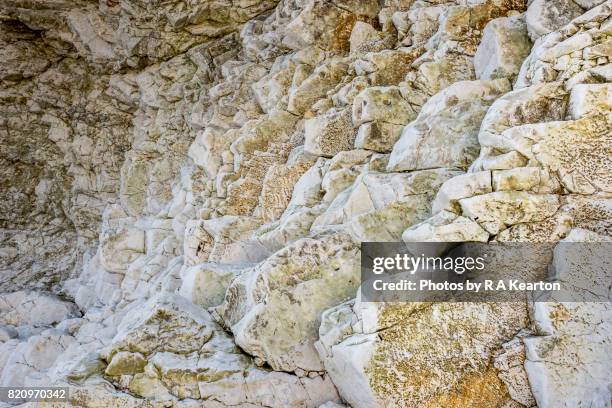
0;0;610;406
213;232;360;373
311;3;611;407
387;79;511;171
316;300;531;408
474;16;532;80
311;169;463;241
524;230;611;408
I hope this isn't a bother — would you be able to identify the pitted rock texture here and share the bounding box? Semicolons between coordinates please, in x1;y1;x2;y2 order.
0;0;610;407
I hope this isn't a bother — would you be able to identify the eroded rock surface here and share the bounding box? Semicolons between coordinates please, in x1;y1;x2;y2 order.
0;0;610;406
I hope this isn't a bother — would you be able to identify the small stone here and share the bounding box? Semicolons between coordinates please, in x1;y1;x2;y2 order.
67;353;108;384
349;22;386;54
354;121;404;153
105;351;147;376
352;86;416;127
0;325;18;342
432;171;492;214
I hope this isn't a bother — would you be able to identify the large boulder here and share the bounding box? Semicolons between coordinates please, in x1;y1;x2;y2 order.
470;82;568;172
349;21;393;55
492;115;612;194
97;293;341;406
525;0;584;40
105;293;215;359
387;79;511;172
474;16;532;80
525;230;611;408
354;121;404;153
432;171;493;214
459;191;561;234
312;169;463;241
183;216;267;266
316;300;531;407
0;291;79;327
320;150;372;203
179;262;252;308
402;210;490;243
287;59;349;115
213;232;360;372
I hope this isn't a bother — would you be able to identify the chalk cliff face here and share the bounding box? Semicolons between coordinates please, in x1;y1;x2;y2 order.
0;0;610;406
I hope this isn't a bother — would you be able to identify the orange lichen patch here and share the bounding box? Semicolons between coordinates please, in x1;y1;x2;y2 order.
425;365;511;408
548;303;572;330
376;302;432;330
367;302;528;406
